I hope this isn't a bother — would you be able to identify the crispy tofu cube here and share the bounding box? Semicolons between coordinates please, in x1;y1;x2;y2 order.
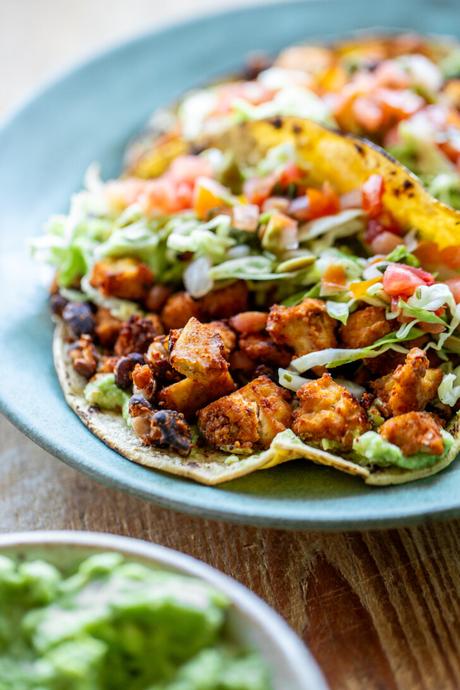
159;373;235;418
371;348;443;417
169;317;230;384
90;258;154;301
379;411;444;456
161;291;201;330
198;281;248;319
340;306;391;348
198;375;292;452
267;298;337;356
292;373;369;451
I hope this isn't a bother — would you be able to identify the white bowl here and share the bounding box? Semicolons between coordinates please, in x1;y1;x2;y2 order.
0;531;328;690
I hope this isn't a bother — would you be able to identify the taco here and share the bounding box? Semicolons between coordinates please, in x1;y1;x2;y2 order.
126;32;460;210
33;115;460;486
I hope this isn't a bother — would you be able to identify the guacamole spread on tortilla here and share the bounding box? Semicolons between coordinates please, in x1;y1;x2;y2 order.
0;552;271;689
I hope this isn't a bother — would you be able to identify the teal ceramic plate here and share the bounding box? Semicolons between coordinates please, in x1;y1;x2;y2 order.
1;0;460;529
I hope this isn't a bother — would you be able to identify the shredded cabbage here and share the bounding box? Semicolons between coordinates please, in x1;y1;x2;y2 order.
438;366;460;406
326;299;354;324
209;256;293;281
232;86;334;126
291;329;423;373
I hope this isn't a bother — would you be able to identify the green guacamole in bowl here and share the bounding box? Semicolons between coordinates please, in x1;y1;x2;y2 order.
0;551;270;689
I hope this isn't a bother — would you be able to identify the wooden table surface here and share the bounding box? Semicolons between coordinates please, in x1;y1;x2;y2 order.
2;3;460;689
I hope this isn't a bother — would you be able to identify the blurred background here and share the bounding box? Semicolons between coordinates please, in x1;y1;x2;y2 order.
0;0;269;118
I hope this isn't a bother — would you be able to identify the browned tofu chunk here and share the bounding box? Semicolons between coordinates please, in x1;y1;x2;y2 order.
380;411;444;456
267;298;337;356
161;292;201;330
292;373;369;451
169;317;231;384
159;374;235;418
90;258;154;301
239;334;292;367
114;315;163;356
371;348;443;417
197;375;292;452
198;281;248;319
94;308;122;348
208;321;236;355
340;306;391;348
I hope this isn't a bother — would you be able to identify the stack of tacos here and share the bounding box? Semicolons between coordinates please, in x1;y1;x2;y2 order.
33;34;460;486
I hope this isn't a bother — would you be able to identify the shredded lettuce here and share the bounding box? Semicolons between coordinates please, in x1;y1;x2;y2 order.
279;368;365;398
326;299;354;324
398;299;446;325
440;47;460;79
426;172;460;210
385;245;420;266
353;429;453;470
298;209;364;244
438;366;460;406
80;277;142;320
208;256;292;281
232;86;334;127
254;142;297;177
291;329;423;373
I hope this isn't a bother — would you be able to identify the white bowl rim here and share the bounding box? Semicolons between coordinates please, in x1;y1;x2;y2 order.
0;530;328;690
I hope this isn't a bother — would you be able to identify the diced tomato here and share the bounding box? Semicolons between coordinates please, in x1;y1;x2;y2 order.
340;189;362;209
288;195;310;220
142;178;186;214
232;204;260;232
278;163;303;187
362;174;385;218
213;81;273;115
376;88;424;120
243;175;276;206
383;125;401;149
169;155;213;184
370;231;403;255
438;140;460;166
262;197;290;213
306;183;340;220
374;60;411;89
446;278;460;303
365;211;402;244
352;96;384;132
383;263;435;298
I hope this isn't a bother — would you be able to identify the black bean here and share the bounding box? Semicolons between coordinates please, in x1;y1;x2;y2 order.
62;302;95;337
128;394;152;417
115;353;145;390
50;293;69;317
153;409;192;456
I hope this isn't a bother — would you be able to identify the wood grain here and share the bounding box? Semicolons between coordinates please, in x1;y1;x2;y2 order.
2;416;460;690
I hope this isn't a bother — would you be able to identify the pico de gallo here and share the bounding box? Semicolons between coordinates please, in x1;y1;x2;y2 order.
128;33;460;210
